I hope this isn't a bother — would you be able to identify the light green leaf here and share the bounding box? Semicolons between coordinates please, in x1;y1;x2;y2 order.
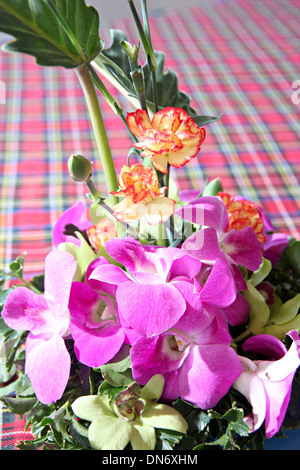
249;257;272;287
57;232;97;281
243;281;270;334
269;293;300;325
0;0;101;68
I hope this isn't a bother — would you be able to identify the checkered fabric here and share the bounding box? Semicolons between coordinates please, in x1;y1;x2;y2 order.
0;0;299;450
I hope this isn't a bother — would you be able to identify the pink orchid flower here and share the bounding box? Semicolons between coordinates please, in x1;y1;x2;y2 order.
2;251;77;404
233;331;300;438
176;195;262;273
88;237;238;338
130;280;243;409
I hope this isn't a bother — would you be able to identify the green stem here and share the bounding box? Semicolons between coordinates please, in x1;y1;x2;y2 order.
75;64;119;206
151;69;159;113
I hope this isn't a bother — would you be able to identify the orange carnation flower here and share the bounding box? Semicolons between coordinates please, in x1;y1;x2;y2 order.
126;107;206;174
86;217;117;251
218;192;266;243
110;164;175;224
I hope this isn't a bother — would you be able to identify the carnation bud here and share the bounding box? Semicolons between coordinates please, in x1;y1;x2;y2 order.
68;154;93;182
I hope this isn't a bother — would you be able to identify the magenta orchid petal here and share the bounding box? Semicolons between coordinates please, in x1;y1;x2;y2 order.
263;379;294;439
220;292;249;326
104;237;155;274
69;281;126;367
182;227;220;262
242;333;287;360
25;333;71;404
116;281;186;336
176;195;229;231
2;287;49;334
70;321;125;368
234;332;300;438
220;227;262;271
263;233;289;266
44;250;77;318
130;334;188;385
89;263;132;289
52;201;91;247
179;343;243;409
199;253;237;308
233;358;267;433
170;280;214;335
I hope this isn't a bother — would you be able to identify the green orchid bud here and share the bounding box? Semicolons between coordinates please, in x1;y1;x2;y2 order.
68;154;93;182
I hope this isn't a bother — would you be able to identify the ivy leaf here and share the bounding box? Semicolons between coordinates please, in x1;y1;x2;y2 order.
0;0;101;68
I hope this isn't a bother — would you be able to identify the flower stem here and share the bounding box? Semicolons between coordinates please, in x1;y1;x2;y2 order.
75;64;119;206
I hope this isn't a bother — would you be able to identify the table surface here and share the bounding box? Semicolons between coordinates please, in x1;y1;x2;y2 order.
0;0;300;450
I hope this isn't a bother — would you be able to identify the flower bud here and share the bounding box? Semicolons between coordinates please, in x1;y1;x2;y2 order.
68;154;93;182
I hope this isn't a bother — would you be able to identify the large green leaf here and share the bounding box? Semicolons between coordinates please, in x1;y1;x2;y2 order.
0;0;101;68
94;29;197;115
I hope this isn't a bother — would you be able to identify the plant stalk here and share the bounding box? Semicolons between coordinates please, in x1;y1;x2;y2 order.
75;64;119;206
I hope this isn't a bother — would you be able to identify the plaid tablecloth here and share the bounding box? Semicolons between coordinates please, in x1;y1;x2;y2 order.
0;0;299;450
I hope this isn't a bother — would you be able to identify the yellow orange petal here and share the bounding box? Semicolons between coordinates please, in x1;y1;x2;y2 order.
126;110;152;137
144;197;175;225
151;154;169;174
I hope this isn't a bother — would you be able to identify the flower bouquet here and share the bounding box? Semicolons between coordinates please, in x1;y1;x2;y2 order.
0;0;300;452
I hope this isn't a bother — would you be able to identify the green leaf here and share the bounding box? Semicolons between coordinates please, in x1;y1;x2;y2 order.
0;396;38;415
0;0;101;68
94;30;197;115
100;364;134;387
193;114;223;126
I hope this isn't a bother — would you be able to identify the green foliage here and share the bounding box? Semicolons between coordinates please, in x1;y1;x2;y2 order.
0;0;101;68
95;29;222;124
267;238;300;303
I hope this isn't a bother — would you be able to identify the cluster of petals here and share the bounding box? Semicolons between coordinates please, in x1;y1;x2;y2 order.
126;107;206;174
2;250;77;404
87;237;246;408
176;194;263;278
233;331;300;438
111;164;175;224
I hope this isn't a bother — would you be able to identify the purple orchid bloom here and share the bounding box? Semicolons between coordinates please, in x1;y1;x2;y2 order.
130;280;243;409
233;331;300;438
68;265;142;368
52;201;92;247
88;237;238;338
176;195;262;273
2;251;77;404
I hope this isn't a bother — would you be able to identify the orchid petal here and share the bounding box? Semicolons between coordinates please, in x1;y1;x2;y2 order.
116;281;186;336
89;416;132;450
200;253;237;308
2;286;49;334
70;321;125;368
130;422;156;450
176;195;229;231
25;333;70;404
105;237;155;275
220;227;262;271
182;227;220;262
44;250;77;317
233;363;267;433
179;343;243;409
72;395;115;421
140;403;188;433
52;201;91;247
